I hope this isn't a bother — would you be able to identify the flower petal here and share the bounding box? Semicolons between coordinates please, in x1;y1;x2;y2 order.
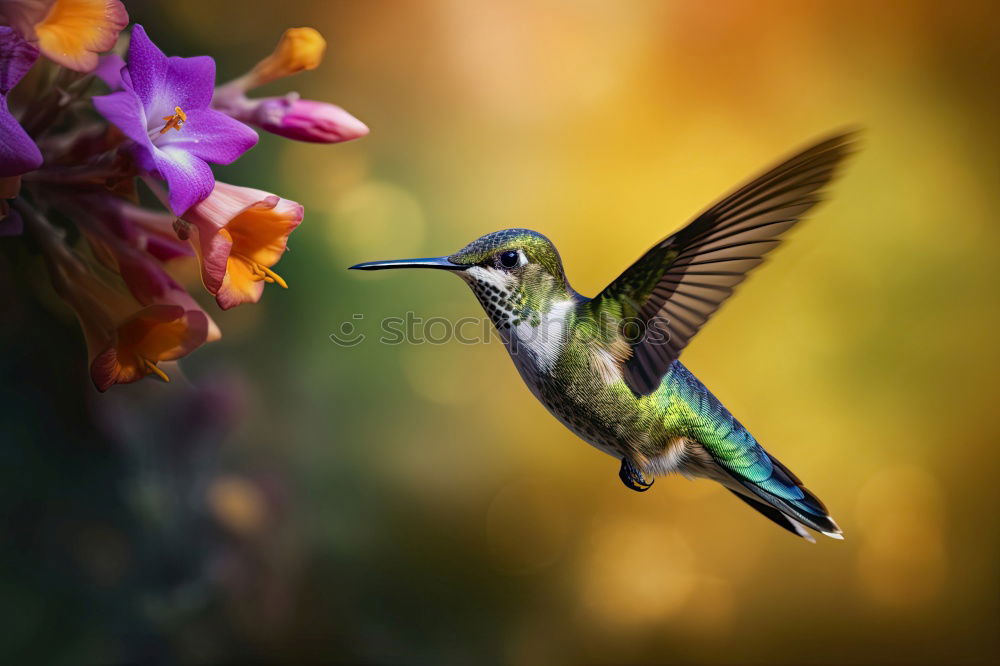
92;89;150;146
0;27;42;177
124;25;168;112
214;195;302;309
216;257;266;310
181;181;303;307
243;27;326;89
112;202;194;260
119;304;203;361
94;52;125;89
0;99;43;177
193;224;231;294
228;196;303;267
252;97;368;144
90;344;134;391
125;25;217;120
0;26;40;92
128;304;207;362
89;303;209;391
34;0;129;72
160;107;258;164
90;303;185;391
164;53;215;111
115;245;183;305
0;3;48;39
144;233;194;262
153;146;215;215
165;309;210;360
166;289;221;343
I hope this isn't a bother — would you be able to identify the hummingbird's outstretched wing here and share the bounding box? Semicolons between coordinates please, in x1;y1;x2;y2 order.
594;131;856;395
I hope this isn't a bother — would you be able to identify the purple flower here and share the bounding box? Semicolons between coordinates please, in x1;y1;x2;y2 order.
92;25;258;215
0;26;43;178
94;52;126;90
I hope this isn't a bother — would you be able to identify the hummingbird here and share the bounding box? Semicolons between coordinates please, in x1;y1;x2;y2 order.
351;132;854;541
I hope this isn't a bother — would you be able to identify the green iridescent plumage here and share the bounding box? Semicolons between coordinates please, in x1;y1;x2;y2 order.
351;131;855;541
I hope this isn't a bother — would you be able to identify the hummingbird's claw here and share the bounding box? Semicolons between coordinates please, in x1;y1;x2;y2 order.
619;457;654;492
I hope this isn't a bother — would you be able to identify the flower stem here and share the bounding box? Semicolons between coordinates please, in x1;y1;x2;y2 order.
12;199;80;298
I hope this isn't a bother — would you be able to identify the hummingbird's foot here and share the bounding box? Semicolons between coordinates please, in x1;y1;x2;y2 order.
619;457;654;492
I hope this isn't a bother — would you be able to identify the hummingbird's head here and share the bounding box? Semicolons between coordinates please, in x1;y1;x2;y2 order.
350;228;576;329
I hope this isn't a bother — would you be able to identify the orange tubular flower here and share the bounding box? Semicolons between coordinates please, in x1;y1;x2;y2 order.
87;302;208;390
0;0;128;72
26;209;210;390
182;182;304;310
64;267;209;391
79;218;222;344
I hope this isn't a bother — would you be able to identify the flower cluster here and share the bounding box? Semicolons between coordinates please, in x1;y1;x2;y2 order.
0;2;366;390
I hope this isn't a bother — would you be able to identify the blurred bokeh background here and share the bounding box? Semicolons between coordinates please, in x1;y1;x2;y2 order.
2;0;999;663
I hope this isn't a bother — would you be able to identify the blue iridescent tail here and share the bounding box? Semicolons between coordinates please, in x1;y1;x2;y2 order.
731;449;841;539
666;362;842;540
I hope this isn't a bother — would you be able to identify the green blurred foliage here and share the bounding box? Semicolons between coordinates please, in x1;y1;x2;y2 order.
2;0;998;663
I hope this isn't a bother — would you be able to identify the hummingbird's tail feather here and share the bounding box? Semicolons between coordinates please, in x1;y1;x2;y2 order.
719;449;843;540
669;362;842;539
727;489;816;542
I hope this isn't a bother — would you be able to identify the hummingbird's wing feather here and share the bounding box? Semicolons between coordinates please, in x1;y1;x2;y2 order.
595;131;856;395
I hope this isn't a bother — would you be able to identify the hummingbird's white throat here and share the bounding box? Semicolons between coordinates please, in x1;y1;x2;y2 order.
513;298;574;373
461;266;520;330
461;265;574;376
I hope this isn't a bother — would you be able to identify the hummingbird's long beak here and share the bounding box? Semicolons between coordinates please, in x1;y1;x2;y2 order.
349;256;466;271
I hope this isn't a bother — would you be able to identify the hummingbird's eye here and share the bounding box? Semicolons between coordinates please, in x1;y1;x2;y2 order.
498;250;521;269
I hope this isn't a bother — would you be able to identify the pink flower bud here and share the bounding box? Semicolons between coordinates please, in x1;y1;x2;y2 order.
250;95;368;144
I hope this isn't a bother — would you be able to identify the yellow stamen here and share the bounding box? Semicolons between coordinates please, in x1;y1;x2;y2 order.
160;106;187;134
259;264;288;288
142;357;170;382
232;252;289;289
